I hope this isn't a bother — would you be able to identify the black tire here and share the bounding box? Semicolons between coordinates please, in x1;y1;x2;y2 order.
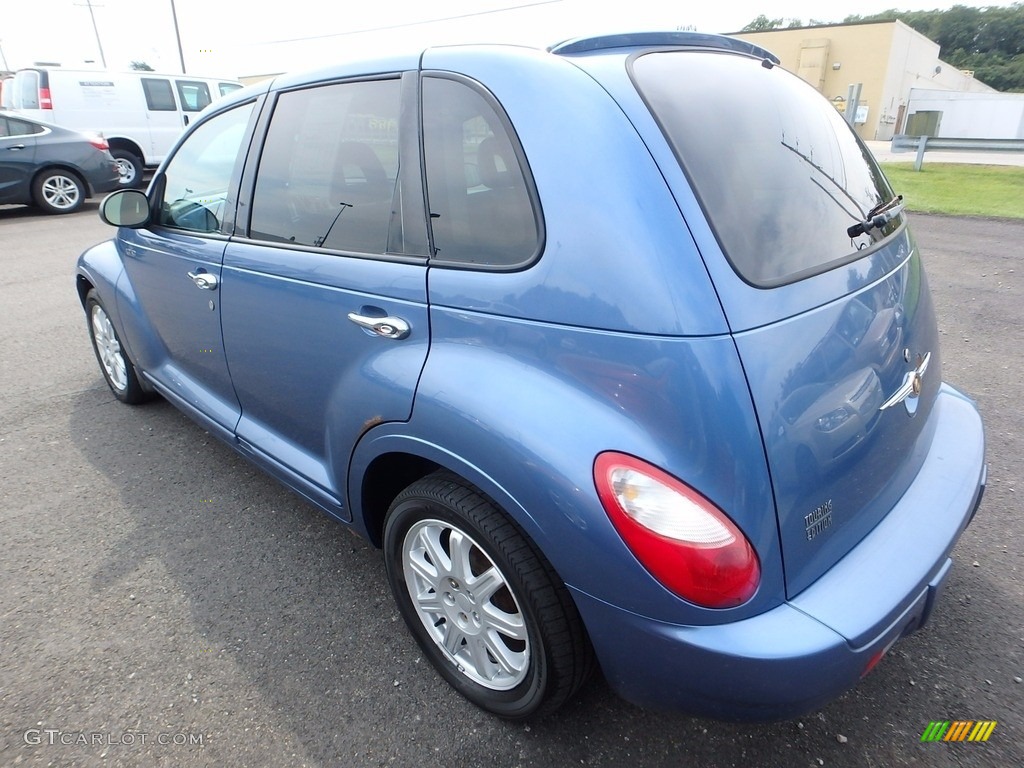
85;289;151;404
384;471;593;719
32;169;85;214
111;149;145;189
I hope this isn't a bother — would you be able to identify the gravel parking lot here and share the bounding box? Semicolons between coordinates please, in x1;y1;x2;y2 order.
1;203;1020;767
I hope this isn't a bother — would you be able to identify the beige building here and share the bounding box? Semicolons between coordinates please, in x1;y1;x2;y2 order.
735;20;996;141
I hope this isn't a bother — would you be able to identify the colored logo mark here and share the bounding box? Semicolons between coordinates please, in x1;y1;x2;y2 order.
921;721;997;742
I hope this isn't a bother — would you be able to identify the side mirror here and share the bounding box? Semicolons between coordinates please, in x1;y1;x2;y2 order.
99;189;151;228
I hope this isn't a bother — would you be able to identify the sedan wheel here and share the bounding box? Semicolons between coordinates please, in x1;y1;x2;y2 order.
33;170;85;214
384;471;593;719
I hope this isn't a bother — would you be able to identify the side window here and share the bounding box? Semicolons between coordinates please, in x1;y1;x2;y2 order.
5;118;42;137
219;83;242;97
141;78;176;111
0;118;8;137
175;80;213;112
159;103;254;233
422;76;539;267
249;79;401;254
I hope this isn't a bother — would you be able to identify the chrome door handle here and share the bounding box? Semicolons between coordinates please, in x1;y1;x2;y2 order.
187;270;219;290
6;144;26;151
347;312;410;340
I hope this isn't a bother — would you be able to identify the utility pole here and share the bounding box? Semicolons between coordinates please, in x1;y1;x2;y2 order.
0;39;10;72
170;0;187;73
75;0;108;68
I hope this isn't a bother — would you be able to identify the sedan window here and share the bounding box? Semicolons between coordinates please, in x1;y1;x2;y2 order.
2;117;44;137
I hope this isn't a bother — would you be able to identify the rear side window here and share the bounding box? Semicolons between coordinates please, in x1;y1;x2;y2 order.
219;83;242;97
176;80;213;112
422;76;539;267
632;51;900;286
249;79;401;254
142;78;176;111
0;117;44;137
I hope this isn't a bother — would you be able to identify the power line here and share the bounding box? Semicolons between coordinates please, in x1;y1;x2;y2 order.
259;0;563;45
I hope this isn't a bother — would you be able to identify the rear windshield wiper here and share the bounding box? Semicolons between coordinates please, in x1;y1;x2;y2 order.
847;195;904;238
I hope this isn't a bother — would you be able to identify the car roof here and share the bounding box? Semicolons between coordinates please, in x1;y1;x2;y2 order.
211;32;780;117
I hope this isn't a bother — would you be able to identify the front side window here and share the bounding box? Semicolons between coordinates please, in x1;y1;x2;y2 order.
249;79;401;254
158;103;254;232
422;76;539;267
632;51;901;286
176;80;213;112
141;78;176;111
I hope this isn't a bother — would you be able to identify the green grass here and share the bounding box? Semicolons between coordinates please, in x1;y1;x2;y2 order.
879;162;1024;219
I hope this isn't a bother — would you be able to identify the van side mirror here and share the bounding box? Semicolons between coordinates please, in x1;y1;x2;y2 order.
99;189;151;228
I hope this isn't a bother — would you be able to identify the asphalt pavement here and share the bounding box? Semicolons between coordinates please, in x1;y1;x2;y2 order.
0;204;1020;767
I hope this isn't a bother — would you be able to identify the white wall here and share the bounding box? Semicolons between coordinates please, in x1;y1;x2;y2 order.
907;88;1024;139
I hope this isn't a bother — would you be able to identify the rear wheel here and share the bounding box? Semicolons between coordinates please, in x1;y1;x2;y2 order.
111;149;144;189
33;170;84;214
384;471;593;719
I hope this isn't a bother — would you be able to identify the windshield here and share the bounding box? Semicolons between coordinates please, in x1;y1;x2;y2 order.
631;50;901;286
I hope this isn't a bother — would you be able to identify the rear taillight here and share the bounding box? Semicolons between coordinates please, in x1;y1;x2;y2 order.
594;452;760;608
87;134;109;151
39;87;53;109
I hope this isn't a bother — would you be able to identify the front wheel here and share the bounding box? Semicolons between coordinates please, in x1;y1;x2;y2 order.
86;290;151;404
384;471;593;719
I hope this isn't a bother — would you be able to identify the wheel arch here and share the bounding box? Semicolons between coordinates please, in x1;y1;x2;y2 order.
106;136;146;164
346;420;644;615
32;164;88;197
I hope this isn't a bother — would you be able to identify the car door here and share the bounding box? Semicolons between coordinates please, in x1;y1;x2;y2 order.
0;115;39;203
174;79;213;129
117;100;257;435
220;74;430;516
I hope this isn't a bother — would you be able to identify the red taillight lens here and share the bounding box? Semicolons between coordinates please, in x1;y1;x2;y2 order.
594;452;760;608
87;134;109;151
39;87;53;109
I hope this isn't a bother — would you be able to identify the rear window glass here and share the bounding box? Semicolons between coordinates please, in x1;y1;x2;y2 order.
17;71;41;109
631;51;900;286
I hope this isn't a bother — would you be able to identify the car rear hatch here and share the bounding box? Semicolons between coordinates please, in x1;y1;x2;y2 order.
629;47;943;598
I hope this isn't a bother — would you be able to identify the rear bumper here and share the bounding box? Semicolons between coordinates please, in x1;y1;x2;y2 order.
574;384;985;720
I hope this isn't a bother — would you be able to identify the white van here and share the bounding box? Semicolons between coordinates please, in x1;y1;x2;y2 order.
10;68;242;187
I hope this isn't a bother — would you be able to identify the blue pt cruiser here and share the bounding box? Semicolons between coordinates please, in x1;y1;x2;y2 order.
77;32;986;720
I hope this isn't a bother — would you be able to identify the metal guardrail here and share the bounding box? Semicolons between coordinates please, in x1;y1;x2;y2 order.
890;134;1024;171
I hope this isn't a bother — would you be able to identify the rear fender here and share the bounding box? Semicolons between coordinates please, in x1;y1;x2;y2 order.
350;318;783;625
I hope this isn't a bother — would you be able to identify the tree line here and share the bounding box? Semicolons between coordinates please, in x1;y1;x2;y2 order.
741;4;1024;92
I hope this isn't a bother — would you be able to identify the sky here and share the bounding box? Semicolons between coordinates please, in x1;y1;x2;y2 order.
1;0;1018;78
